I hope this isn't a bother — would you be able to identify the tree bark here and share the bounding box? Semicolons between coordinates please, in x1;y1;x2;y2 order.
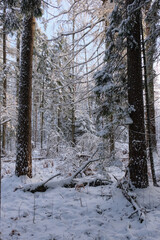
145;2;157;151
127;0;148;188
16;31;20;105
15;15;36;178
141;19;157;186
71;8;76;146
2;3;7;154
40;78;44;149
102;0;115;159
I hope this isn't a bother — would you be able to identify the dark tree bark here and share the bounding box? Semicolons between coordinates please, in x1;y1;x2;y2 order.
15;15;35;178
127;0;148;188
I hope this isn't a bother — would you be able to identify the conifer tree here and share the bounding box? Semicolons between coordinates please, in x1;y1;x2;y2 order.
126;0;148;188
15;0;42;177
145;0;159;150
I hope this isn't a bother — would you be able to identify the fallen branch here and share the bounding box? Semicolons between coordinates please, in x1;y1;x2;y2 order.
42;173;61;185
24;173;61;193
63;177;112;188
116;178;146;223
23;148;113;193
71;158;100;180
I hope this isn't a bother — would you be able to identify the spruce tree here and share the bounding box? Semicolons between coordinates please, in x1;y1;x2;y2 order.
127;0;148;188
15;15;36;177
15;0;42;177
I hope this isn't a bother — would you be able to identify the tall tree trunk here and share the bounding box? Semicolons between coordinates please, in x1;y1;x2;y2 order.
141;19;157;186
16;31;20;105
71;10;76;146
127;0;148;188
145;2;157;151
34;95;38;149
15;15;36;178
2;3;7;154
83;38;91;118
103;0;115;160
40;78;44;149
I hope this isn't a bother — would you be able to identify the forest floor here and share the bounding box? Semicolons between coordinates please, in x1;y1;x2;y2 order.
1;151;160;240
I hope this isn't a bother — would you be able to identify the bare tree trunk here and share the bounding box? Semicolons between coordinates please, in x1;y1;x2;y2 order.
109;114;115;160
141;20;157;186
56;106;61;152
34;97;38;149
71;10;76;146
16;31;20;105
15;15;36;178
145;2;157;151
127;0;148;188
40;78;44;149
103;0;115;160
2;3;7;154
83;38;91;118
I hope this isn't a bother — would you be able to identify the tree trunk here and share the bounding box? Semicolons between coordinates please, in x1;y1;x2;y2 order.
2;3;7;154
34;96;38;149
127;0;148;188
141;19;157;186
16;31;20;105
103;0;115;159
71;9;76;146
15;15;36;178
145;2;157;151
83;38;91;118
40;78;44;149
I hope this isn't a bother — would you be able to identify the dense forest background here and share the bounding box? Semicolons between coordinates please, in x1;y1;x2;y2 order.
0;0;159;185
0;0;160;239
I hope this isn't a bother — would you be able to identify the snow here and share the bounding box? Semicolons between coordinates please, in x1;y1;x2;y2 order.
1;157;160;240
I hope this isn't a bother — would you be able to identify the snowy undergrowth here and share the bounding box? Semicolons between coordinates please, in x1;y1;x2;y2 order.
1;157;160;240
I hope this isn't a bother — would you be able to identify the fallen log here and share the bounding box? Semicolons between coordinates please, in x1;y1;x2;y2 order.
63;177;112;188
24;176;112;193
20;173;61;193
23;150;112;193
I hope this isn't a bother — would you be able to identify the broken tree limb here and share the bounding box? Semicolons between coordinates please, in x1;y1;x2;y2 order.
71;157;101;180
63;177;113;188
23;148;112;193
24;173;61;193
24;157;112;193
116;178;146;223
42;173;61;185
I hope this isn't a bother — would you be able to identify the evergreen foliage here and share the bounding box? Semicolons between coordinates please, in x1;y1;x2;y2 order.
93;0;159;187
94;0;128;139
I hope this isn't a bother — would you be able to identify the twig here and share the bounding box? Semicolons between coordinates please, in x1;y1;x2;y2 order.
43;173;61;186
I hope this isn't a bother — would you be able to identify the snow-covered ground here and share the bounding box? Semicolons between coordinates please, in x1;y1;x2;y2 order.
0;156;160;240
1;156;160;240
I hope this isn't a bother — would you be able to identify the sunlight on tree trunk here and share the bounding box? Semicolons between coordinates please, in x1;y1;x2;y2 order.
15;15;36;178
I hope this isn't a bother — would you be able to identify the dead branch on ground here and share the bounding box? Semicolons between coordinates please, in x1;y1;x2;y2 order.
115;176;146;223
23;150;112;193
